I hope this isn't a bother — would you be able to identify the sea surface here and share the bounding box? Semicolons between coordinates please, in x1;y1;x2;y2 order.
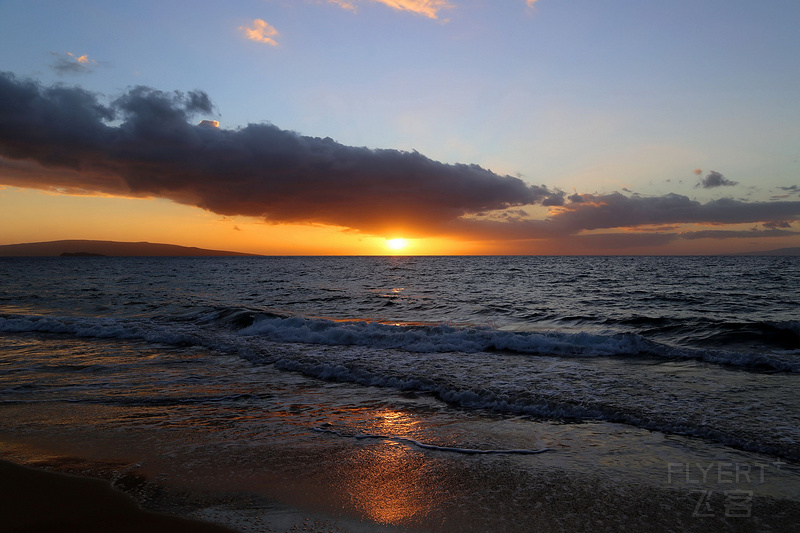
1;255;800;531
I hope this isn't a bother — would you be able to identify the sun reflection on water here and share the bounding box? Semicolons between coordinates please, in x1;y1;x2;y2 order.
338;409;440;526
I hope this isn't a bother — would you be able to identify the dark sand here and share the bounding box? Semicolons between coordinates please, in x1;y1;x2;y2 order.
0;459;239;533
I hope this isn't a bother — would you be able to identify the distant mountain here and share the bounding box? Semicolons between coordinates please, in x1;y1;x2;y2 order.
0;240;258;257
60;251;106;257
734;247;800;256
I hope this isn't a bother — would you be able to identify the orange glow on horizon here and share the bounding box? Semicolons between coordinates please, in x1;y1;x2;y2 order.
0;188;487;255
5;188;796;256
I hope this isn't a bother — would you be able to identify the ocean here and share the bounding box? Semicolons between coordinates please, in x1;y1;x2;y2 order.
1;255;799;532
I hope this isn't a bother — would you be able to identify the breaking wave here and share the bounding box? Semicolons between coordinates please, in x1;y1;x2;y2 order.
1;307;798;373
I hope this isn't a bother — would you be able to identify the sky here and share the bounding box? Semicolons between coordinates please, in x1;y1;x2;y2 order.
1;0;799;255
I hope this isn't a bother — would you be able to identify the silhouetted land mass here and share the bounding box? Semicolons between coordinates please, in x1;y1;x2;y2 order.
0;240;258;257
734;247;800;256
60;251;107;257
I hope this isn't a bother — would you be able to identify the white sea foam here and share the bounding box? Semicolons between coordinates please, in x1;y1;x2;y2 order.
2;307;800;459
239;315;653;356
2;311;799;373
311;426;550;454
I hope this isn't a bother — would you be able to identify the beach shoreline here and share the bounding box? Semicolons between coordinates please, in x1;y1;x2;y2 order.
2;324;800;532
0;425;419;533
0;458;240;533
0;449;400;533
4;408;800;533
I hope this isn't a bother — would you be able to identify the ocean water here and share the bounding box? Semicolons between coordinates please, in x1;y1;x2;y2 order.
1;255;800;531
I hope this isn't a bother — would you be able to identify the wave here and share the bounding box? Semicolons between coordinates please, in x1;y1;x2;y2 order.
3;308;800;460
2;308;799;373
236;312;800;372
0;313;203;346
311;424;550;455
677;320;800;351
239;314;656;356
277;355;800;462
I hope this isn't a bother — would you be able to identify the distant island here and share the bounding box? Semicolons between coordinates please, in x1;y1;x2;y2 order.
0;240;258;257
60;251;106;257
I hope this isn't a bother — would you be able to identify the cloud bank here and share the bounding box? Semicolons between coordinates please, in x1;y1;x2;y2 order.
1;73;799;251
0;72;555;236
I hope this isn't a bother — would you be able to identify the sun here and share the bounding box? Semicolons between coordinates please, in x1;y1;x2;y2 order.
386;238;408;252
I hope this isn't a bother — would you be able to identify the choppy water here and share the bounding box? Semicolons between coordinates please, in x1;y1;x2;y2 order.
1;256;800;530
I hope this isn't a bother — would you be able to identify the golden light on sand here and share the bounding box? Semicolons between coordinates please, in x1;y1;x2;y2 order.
341;409;438;526
386;238;408;252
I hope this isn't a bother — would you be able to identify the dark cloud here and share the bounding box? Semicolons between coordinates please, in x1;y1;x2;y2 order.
2;72;800;249
679;229;800;240
566;232;675;250
50;52;99;76
541;192;565;206
778;185;799;196
567;193;585;203
696;170;738;189
0;72;555;235
441;193;800;244
549;193;800;234
763;220;793;230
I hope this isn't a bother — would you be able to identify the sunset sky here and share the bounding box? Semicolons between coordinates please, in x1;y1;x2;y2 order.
1;0;799;255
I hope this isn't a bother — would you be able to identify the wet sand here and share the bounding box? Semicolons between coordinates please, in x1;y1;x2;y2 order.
4;423;800;533
0;459;238;533
0;450;405;533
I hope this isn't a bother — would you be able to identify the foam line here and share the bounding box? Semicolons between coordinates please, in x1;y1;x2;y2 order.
311;426;550;455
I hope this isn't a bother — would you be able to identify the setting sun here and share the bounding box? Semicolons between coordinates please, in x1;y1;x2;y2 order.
386;238;408;252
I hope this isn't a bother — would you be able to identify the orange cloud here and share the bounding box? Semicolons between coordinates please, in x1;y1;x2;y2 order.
328;0;539;18
328;0;357;11
368;0;451;19
240;19;279;46
69;53;90;64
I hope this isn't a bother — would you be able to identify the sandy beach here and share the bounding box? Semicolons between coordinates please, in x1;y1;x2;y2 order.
4;392;800;533
0;459;238;533
0;450;400;533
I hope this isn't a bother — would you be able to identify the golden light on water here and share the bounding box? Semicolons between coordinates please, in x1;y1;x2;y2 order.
339;409;438;526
